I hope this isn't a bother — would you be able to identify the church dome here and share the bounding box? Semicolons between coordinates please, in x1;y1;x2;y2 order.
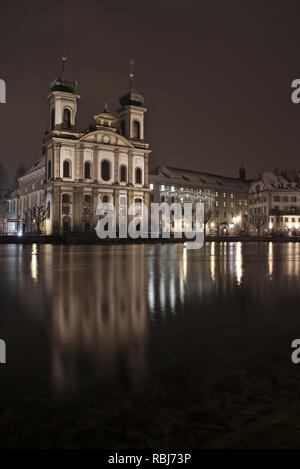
93;103;117;128
50;56;77;93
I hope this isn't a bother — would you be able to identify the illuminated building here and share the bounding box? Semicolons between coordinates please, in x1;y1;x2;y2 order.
9;58;151;234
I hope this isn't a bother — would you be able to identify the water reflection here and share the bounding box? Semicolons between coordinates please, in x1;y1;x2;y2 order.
1;242;300;398
30;243;38;283
50;246;148;391
236;242;243;285
268;242;273;278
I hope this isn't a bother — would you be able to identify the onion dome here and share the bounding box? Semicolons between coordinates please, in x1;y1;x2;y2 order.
50;56;77;93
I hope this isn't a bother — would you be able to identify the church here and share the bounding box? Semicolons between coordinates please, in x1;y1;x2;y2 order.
10;57;151;235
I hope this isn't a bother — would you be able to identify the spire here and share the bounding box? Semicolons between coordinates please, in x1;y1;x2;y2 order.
119;58;144;107
129;58;134;91
59;54;67;79
50;54;77;93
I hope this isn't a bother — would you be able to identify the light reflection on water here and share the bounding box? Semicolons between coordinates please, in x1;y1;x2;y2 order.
1;242;300;398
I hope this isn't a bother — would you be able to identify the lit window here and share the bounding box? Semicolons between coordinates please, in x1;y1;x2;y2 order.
223;192;226;198
171;186;175;192
150;184;154;190
161;185;165;191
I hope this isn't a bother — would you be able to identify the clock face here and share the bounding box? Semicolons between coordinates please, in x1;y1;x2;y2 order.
103;135;110;144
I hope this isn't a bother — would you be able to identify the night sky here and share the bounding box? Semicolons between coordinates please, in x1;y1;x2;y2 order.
1;0;300;182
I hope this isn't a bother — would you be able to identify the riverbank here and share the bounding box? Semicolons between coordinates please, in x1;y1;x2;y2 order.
0;233;300;244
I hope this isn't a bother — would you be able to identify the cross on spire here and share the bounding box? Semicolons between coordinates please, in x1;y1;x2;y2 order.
129;58;134;90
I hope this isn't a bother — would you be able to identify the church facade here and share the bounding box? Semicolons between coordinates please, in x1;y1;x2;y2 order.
10;58;151;235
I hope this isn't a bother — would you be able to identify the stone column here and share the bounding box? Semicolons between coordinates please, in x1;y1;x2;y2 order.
114;189;119;232
93;146;98;182
144;155;149;187
144;191;150;233
92;188;99;230
128;151;133;185
52;184;61;234
75;144;81;181
73;186;83;231
114;150;119;184
54;143;61;180
128;189;134;225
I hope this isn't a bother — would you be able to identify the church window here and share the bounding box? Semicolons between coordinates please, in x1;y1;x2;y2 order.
133;120;140;139
84;161;91;179
51;109;55;130
48;160;51;180
63;160;71;178
120;165;127;182
135;167;142;184
120;120;125;135
63;108;71;129
101;160;110;181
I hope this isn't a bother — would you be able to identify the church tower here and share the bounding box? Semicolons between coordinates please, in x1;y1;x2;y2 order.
47;56;80;134
117;59;147;141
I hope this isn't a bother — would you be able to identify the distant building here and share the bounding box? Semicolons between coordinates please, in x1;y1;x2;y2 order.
248;170;300;234
10;57;151;235
149;165;250;234
0;213;17;235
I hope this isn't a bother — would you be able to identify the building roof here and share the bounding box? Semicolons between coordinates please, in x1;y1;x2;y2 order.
21;155;45;179
250;170;300;191
149;165;251;193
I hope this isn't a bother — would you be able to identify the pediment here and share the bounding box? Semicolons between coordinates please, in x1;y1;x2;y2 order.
79;130;134;148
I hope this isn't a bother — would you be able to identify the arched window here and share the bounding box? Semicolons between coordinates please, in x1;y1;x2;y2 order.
63;160;71;178
120;120;125;135
133;120;140;139
51;109;55;130
120;165;127;182
101;160;110;181
84;161;91;179
62;194;70;204
48;160;51;180
63;108;71;129
135;167;142;184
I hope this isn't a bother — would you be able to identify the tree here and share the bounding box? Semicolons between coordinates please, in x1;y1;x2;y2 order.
24;206;48;236
250;214;267;236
